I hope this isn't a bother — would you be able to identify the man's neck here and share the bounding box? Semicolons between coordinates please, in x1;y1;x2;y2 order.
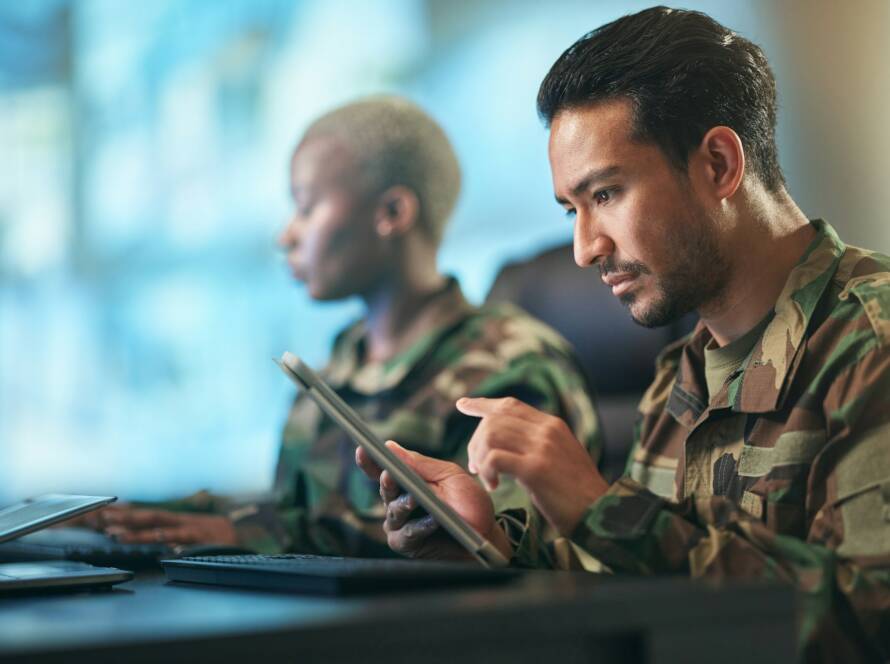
700;190;815;347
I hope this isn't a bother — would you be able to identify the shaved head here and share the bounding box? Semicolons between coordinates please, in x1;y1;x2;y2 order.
299;96;461;245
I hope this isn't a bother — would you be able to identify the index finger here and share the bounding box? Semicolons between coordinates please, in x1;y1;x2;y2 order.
456;396;543;422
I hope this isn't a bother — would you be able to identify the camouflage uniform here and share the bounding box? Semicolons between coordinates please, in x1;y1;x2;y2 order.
231;278;601;558
528;220;888;661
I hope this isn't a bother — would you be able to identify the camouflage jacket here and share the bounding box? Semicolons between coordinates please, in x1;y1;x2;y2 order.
561;220;889;661
232;278;601;558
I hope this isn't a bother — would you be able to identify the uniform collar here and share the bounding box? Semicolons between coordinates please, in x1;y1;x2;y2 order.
665;219;845;424
324;277;476;395
734;219;845;413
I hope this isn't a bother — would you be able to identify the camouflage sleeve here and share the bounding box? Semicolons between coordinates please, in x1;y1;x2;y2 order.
228;467;394;556
228;500;339;555
569;343;890;661
229;422;393;556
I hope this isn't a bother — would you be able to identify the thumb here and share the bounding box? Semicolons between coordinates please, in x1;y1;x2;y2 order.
385;440;459;483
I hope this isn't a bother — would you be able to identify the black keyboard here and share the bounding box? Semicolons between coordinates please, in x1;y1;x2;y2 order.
162;553;519;595
0;528;170;570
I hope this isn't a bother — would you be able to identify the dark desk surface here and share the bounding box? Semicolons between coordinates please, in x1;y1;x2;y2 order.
0;571;796;664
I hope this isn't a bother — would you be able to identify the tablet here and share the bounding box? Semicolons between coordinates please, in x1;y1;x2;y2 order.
276;352;509;568
0;495;117;544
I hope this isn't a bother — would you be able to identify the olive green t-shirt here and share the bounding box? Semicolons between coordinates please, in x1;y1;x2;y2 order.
703;316;771;400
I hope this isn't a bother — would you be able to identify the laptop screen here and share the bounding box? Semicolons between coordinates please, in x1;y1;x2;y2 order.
0;494;116;543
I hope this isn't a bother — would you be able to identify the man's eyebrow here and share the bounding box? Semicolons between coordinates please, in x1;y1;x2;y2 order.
554;165;621;205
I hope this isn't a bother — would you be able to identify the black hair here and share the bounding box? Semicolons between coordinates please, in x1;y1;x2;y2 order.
537;6;785;191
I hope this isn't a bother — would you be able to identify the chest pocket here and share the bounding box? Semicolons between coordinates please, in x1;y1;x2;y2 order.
833;478;890;557
737;429;825;476
737;429;825;538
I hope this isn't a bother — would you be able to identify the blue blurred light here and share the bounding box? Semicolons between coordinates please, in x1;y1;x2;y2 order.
0;0;819;503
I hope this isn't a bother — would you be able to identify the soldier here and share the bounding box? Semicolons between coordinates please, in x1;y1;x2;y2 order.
89;96;601;559
356;9;890;661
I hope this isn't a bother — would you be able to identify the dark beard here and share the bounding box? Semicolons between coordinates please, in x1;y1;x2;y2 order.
620;216;730;329
624;284;693;328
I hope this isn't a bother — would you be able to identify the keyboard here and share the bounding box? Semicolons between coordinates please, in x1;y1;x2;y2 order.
162;553;520;595
0;528;171;570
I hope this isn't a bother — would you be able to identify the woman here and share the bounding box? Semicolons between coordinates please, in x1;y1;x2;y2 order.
94;97;601;559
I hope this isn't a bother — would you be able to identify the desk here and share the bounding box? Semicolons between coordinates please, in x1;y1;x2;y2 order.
0;571;795;663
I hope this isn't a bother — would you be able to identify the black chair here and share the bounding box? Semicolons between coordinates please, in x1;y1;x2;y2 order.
486;243;695;481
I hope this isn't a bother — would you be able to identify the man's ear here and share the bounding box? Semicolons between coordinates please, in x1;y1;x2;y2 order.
374;185;420;238
692;126;745;200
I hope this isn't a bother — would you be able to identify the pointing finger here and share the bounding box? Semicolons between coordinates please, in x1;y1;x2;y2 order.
456;396;542;423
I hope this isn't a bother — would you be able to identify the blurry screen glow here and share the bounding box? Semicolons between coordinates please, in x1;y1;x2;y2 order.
0;87;71;276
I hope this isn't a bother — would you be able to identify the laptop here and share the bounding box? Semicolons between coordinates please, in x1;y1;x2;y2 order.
161;353;519;596
0;494;133;593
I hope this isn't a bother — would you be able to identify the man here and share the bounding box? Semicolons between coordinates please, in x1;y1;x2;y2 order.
89;96;600;559
356;9;890;661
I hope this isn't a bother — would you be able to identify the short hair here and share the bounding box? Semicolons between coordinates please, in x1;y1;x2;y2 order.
299;96;461;244
537;6;785;192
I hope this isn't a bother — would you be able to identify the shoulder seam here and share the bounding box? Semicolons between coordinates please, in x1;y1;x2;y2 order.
838;274;890;348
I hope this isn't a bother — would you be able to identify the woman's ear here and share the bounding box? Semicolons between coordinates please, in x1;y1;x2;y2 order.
692;125;745;200
375;185;420;238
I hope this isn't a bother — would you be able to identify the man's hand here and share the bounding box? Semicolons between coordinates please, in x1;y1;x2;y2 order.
458;396;609;535
355;442;512;561
81;505;238;547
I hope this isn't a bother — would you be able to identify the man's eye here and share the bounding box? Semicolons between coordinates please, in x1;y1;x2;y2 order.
593;189;613;204
564;208;576;219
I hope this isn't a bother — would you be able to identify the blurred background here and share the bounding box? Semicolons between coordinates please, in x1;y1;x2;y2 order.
2;0;888;503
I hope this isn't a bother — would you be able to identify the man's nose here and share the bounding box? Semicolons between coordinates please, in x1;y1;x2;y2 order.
573;216;614;268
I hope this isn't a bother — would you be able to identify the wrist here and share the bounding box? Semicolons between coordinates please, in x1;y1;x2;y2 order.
558;481;609;536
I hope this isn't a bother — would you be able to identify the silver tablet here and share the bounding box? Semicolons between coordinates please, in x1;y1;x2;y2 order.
276;352;509;568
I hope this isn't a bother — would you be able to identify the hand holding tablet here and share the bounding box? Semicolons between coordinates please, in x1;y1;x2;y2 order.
276;352;509;568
